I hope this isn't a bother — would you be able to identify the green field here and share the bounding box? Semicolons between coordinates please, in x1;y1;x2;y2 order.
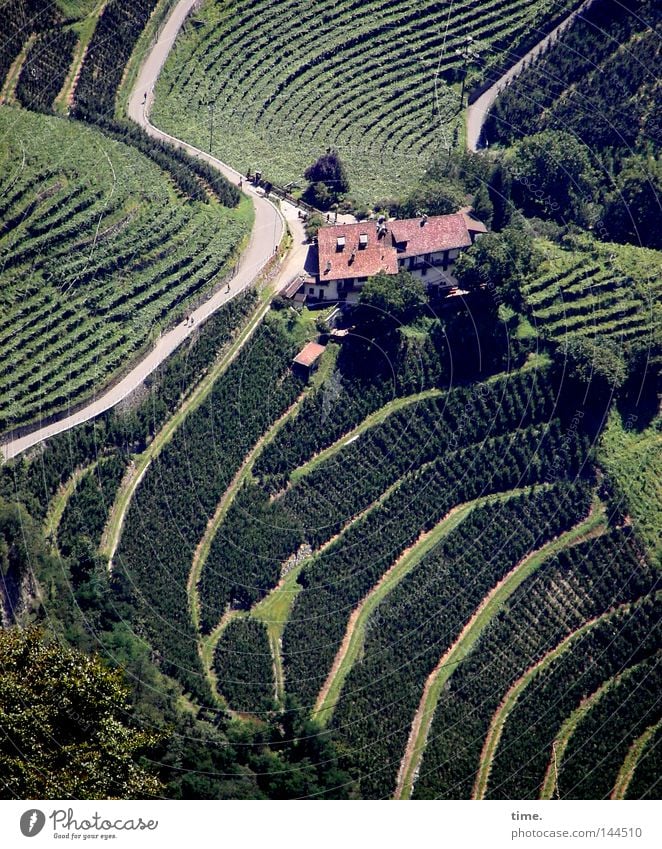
0;106;251;433
56;0;101;17
524;238;661;350
152;0;578;202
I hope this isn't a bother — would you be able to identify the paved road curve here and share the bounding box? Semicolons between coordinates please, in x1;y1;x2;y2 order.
466;0;595;151
2;0;306;462
2;0;587;460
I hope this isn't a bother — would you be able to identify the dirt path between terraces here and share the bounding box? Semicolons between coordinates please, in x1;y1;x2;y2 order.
313;503;468;721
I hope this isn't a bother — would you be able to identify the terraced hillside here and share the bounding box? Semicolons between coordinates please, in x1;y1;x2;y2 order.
524;238;661;353
599;410;662;564
486;595;660;799
413;528;658;799
4;283;659;797
328;482;596;798
0;107;250;434
483;0;660;154
0;0;100;112
153;0;580;201
114;317;305;700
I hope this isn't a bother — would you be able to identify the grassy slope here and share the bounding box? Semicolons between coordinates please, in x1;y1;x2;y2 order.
0;106;251;432
57;1;101;16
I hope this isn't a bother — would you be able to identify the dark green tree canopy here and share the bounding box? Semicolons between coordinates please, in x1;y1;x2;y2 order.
510;131;599;224
454;226;540;309
396;178;466;218
304;150;350;208
304;212;326;241
357;270;426;333
0;628;161;799
561;336;628;391
603;155;662;250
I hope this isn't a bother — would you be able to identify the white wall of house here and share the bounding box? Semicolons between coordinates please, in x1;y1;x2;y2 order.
313;247;463;302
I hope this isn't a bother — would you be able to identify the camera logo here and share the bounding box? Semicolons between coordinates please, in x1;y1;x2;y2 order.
20;810;46;837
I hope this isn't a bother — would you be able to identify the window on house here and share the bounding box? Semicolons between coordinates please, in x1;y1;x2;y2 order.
359;234;368;249
336;236;345;251
309;287;315;294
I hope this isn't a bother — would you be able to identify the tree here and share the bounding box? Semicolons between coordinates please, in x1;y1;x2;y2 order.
0;627;161;798
357;270;426;335
603;155;662;249
472;183;493;227
304;150;349;209
304;211;326;241
510;131;599;225
488;162;512;232
396;178;465;218
454;226;540;309
306;181;332;209
561;336;627;392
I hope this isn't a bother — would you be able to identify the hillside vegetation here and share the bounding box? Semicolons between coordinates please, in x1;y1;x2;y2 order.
0;0;101;112
0;0;659;805
483;0;660;156
0;107;250;433
482;0;661;249
153;0;579;201
2;283;659;798
524;237;661;353
599;410;662;564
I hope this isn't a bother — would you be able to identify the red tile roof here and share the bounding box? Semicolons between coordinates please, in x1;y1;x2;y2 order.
317;222;399;281
293;341;326;368
389;213;472;258
316;213;484;280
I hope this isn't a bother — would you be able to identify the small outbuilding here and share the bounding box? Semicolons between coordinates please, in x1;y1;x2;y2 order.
292;341;326;378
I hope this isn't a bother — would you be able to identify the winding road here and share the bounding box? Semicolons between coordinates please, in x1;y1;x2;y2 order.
2;0;591;460
1;0;307;462
466;0;594;150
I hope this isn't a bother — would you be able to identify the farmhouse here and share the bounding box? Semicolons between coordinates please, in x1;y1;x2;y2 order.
302;212;486;303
